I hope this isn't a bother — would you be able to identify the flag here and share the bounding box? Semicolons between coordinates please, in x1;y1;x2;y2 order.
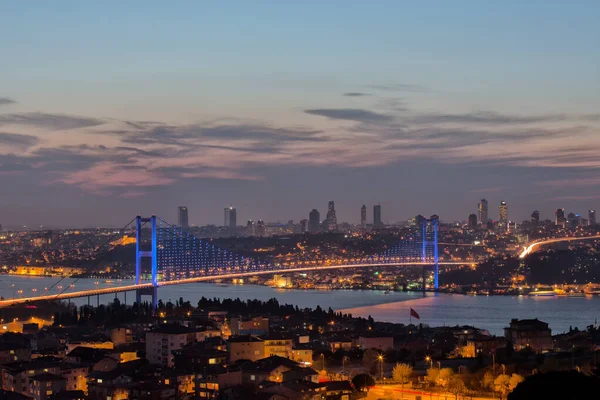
410;308;420;320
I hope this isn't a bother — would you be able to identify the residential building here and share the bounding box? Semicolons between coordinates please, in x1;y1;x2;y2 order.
357;335;393;351
504;318;553;353
360;205;367;228
227;336;264;362
230;316;269;336
262;334;293;358
145;324;198;367
30;373;66;400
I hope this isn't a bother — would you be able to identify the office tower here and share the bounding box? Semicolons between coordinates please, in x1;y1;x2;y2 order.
468;214;478;228
300;219;308;233
555;208;566;227
589;210;597;226
246;219;255;236
531;210;540;224
360;205;367;228
415;214;425;227
309;209;320;233
373;204;382;227
256;220;266;237
325;201;337;231
177;206;189;229
567;212;577;229
499;201;508;224
224;206;237;233
478;199;488;225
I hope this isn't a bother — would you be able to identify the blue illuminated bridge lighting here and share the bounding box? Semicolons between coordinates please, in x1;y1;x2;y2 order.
1;215;450;309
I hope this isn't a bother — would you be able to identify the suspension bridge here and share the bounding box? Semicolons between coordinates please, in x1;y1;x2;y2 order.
0;215;468;309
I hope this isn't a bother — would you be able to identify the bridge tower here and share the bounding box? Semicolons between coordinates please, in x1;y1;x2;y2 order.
421;218;439;291
135;216;158;309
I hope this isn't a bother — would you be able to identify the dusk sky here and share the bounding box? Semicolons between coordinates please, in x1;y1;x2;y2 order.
1;1;599;228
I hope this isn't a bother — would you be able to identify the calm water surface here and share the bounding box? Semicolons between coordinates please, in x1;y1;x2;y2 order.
1;275;598;335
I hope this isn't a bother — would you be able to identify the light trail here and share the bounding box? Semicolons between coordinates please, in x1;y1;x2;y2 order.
0;261;471;308
519;234;600;259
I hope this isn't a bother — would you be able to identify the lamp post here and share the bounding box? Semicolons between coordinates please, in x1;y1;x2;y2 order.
378;354;384;381
321;353;325;372
425;356;433;369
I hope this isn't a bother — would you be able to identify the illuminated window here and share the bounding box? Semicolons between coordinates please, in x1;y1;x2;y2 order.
208;358;216;364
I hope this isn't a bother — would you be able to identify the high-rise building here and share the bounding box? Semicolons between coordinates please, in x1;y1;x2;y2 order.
531;210;540;224
373;205;382;227
309;209;320;233
256;220;266;237
177;206;189;229
300;219;308;233
567;212;577;229
555;208;565;227
325;201;337;231
224;206;237;233
246;219;255;235
478;199;488;225
360;205;367;228
589;210;597;226
468;214;478;228
499;201;508;224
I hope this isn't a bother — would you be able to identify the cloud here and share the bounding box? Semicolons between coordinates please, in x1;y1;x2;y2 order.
0;132;39;150
343;92;370;97
304;108;393;123
409;111;565;125
0;112;104;130
0;97;17;106
368;84;428;93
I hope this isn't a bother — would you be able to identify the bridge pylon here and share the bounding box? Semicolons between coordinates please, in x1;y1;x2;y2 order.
135;215;158;309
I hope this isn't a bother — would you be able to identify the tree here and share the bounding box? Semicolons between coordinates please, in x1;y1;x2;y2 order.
508;371;600;400
438;367;454;387
482;371;495;392
508;374;524;391
494;374;511;400
352;373;375;392
393;363;413;397
447;375;466;400
426;368;439;387
362;349;380;369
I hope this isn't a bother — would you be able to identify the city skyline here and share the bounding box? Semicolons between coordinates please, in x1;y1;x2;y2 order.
1;2;600;228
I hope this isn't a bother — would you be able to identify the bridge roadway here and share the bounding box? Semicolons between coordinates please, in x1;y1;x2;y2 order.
518;234;600;258
0;261;470;308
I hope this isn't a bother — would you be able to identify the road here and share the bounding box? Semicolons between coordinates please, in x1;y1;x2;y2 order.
367;385;495;400
518;234;600;258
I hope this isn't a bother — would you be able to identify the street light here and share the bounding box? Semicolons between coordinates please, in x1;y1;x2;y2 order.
425;356;433;369
321;353;326;372
378;354;384;380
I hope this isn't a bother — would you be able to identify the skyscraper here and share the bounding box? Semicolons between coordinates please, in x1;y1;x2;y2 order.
555;208;565;227
256;219;266;237
178;206;189;229
360;205;367;228
589;210;597;226
309;209;320;233
224;206;237;233
325;201;337;231
531;210;540;224
499;201;508;224
373;204;382;227
468;214;478;228
246;219;256;235
478;199;488;225
300;219;308;233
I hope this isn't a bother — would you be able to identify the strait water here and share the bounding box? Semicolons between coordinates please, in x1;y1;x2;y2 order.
1;275;598;336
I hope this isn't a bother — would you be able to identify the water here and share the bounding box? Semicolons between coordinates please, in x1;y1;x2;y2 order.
1;276;598;335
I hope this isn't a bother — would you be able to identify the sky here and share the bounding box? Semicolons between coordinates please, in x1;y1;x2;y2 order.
0;1;599;228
